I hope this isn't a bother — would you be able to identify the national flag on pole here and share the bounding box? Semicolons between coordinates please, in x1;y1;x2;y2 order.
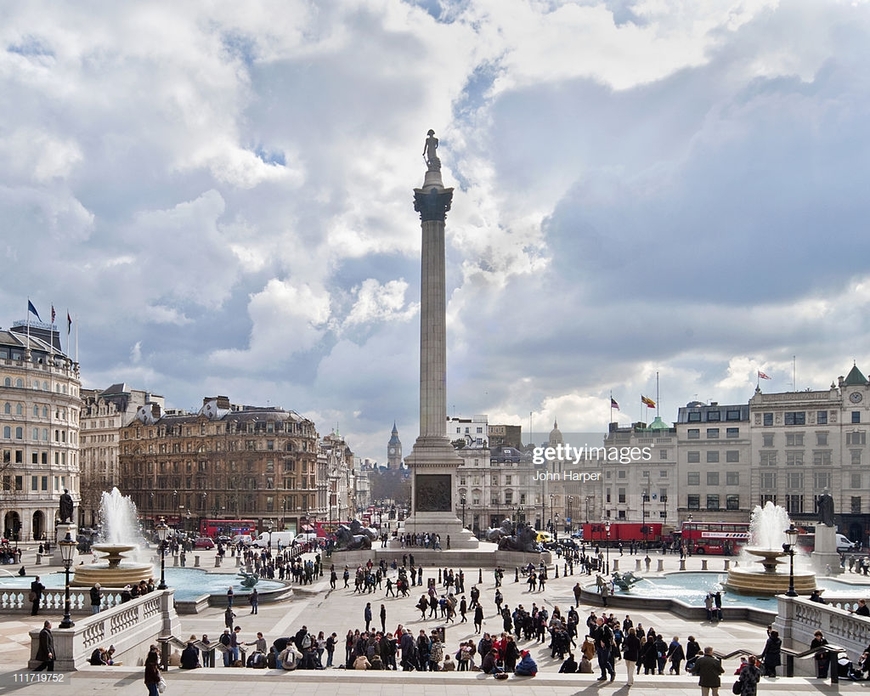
758;371;771;380
51;305;56;324
641;395;656;408
27;300;41;321
67;311;72;335
610;397;620;411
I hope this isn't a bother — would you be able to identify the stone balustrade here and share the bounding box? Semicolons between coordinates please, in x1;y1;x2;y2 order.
775;594;870;671
28;588;180;671
1;587;136;614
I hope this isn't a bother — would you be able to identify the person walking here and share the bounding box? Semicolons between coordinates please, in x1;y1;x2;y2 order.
380;604;387;634
737;655;762;696
29;576;45;616
667;635;686;675
692;646;724;696
364;602;373;632
592;617;616;682
144;645;161;696
249;588;259;615
33;621;54;672
622;627;641;686
474;604;484;634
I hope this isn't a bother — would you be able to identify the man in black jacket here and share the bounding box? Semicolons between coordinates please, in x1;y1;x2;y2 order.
592;617;615;682
33;621;54;672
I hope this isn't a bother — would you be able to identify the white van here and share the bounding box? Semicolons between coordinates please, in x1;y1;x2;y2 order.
294;532;317;545
252;531;296;548
836;534;858;553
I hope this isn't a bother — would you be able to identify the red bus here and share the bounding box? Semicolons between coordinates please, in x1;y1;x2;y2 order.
581;522;664;544
198;519;257;538
675;521;749;555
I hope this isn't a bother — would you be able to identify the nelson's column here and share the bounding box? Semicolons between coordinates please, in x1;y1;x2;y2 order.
402;130;479;549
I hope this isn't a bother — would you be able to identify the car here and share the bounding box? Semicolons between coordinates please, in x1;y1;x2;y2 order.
216;535;232;545
194;537;215;550
836;533;859;553
535;531;554;544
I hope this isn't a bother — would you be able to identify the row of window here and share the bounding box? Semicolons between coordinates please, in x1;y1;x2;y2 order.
686;494;740;510
1;474;67;493
1;426;74;443
759;471;831;489
687;472;740;486
687;451;740;463
686;427;741;439
685;409;744;422
756;494;863;515
457;489;526;506
1;376;73;394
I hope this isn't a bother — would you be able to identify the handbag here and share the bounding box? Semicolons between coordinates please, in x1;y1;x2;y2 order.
28;591;36;602
157;677;167;693
731;679;741;695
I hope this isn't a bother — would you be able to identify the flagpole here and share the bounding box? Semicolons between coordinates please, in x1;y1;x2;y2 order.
609;391;613;427
75;314;79;364
656;372;660;418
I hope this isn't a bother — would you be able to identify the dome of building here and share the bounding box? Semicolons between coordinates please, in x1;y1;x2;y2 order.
548;419;563;446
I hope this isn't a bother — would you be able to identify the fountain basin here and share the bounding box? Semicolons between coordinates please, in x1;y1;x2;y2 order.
725;546;817;595
71;543;153;587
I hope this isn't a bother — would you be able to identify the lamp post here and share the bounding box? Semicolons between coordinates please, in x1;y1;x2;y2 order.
585;496;592;524
155;517;169;590
567;496;574;534
58;532;76;629
549;494;555;535
605;520;611;575
461;498;466;528
784;523;799;597
266;519;273;552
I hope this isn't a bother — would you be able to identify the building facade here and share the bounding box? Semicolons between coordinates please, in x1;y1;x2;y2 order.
674;402;752;522
118;396;323;534
79;384;163;527
0;320;81;542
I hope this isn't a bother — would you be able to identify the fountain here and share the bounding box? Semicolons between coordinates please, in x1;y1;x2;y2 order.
72;488;154;587
725;501;817;595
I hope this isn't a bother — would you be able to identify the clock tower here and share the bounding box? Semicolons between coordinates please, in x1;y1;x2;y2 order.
387;421;402;469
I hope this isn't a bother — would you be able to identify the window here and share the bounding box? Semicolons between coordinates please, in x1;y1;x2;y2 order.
763;413;773;426
687;472;700;486
786;494;804;514
659;470;668;478
706;495;720;510
851;450;862;466
760;451;777;466
814;472;832;490
707;411;720;422
854;412;862;424
851;473;862;489
726;410;741;421
618;488;626;503
726;428;739;439
786;452;804;466
688;412;701;422
707;428;720;438
847;432;866;445
726;472;739;486
687;451;700;463
762;433;774;447
813;451;832;466
660;448;668;459
687;495;700;510
786;472;803;489
707;472;719;486
706;451;719;463
725;450;739;463
817;411;828;425
785;433;804;447
687;429;700;439
784;412;806;425
726;494;740;510
816;432;828;446
760;472;776;489
852;497;862;514
617;470;626;479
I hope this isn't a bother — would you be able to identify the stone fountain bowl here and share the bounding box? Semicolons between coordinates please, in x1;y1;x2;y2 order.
71;543;154;587
725;546;817;596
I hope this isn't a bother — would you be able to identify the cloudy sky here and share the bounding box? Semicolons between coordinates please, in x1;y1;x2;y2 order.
2;0;870;461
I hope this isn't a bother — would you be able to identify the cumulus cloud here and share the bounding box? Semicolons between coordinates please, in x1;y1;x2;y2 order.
1;0;869;460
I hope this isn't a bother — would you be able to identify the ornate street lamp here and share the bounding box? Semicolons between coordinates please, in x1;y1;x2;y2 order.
605;520;611;575
266;519;273;552
155;517;169;590
784;523;799;597
567;496;574;534
549;494;555;534
58;533;76;629
461;498;466;528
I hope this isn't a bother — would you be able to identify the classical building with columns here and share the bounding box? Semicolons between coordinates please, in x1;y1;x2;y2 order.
0;319;81;542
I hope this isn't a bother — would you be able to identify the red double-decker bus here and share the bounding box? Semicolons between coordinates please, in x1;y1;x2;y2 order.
675;521;749;555
581;522;664;544
198;519;257;538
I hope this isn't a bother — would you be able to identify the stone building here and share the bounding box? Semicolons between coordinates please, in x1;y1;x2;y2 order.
0;319;81;542
487;423;522;450
675;402;751;523
118;396;323;534
79;384;163;527
319;430;355;526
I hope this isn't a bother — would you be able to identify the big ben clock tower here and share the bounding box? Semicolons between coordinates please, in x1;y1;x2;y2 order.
387;422;402;469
